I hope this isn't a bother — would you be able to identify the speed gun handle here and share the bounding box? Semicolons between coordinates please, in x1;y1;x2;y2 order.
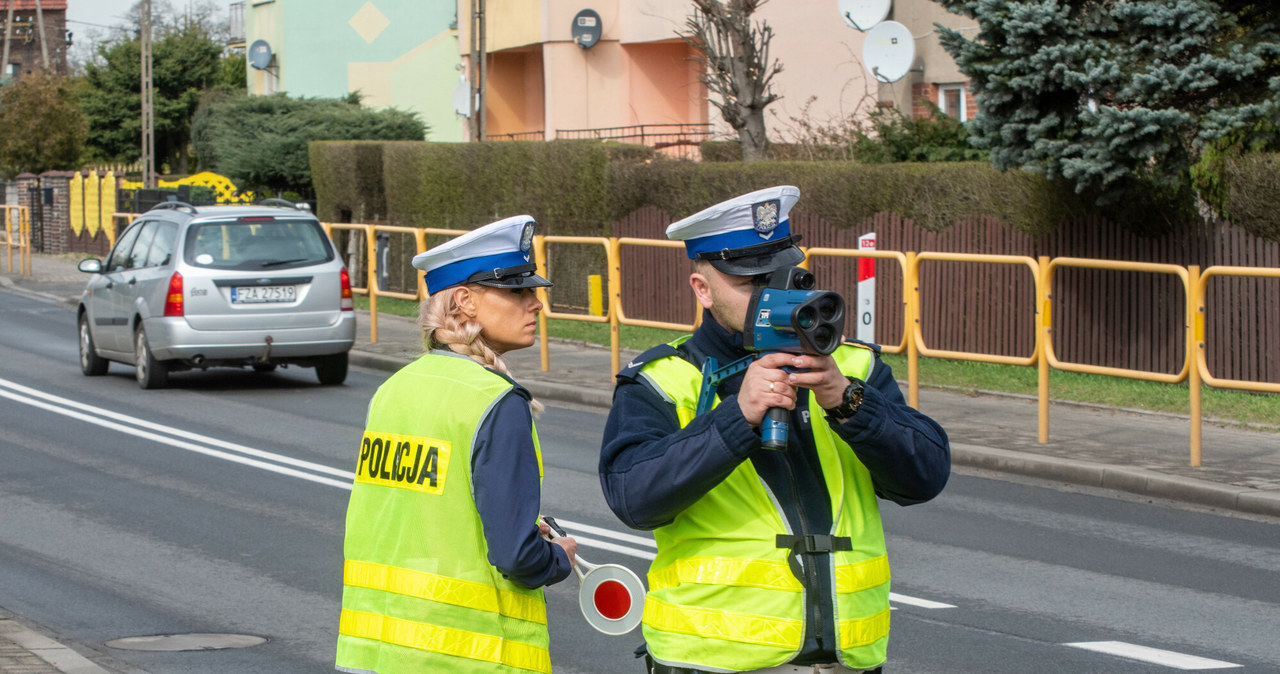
761;408;788;450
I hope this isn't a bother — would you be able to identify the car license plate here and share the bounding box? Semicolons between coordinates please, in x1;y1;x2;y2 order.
231;285;296;303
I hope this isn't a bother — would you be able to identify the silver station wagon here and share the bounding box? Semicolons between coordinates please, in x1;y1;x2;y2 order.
76;200;356;389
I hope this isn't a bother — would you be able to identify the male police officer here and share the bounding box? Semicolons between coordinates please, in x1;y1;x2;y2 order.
599;186;950;673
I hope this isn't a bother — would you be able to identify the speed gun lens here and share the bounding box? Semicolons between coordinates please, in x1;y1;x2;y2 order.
796;306;816;329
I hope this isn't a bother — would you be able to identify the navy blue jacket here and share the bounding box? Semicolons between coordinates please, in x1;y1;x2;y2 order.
471;383;572;589
599;311;950;664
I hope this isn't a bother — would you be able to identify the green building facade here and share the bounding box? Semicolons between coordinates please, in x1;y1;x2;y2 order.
245;0;466;141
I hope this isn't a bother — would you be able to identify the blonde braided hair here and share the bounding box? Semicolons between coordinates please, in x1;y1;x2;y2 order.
419;285;543;414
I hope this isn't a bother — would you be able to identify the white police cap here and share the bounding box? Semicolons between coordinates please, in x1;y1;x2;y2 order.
411;215;551;295
666;185;804;276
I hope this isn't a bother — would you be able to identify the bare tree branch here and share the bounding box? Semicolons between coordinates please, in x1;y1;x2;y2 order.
681;0;783;160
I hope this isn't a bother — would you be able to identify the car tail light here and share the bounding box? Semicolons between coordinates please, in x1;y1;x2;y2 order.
163;272;184;316
340;268;353;311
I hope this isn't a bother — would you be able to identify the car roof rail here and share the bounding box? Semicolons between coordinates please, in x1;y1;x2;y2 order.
148;201;198;215
256;198;309;211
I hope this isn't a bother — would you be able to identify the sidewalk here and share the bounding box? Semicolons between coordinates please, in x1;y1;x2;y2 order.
2;252;1279;672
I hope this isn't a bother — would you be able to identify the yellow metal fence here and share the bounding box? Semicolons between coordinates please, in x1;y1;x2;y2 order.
102;218;1271;466
1;205;32;276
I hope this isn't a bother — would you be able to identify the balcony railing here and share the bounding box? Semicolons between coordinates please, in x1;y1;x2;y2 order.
487;123;714;160
556;123;713;159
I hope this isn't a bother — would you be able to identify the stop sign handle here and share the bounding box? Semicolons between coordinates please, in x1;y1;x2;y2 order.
541;516;646;635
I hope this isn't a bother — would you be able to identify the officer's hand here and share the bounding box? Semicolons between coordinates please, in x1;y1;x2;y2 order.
551;536;578;569
785;354;849;409
738;352;798;427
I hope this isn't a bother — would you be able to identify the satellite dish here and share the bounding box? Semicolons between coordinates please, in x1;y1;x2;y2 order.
571;9;602;49
452;76;471;118
862;21;915;83
248;39;273;70
839;0;890;31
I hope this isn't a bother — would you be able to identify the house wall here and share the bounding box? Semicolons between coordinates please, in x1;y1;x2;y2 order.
1;1;70;77
245;0;465;141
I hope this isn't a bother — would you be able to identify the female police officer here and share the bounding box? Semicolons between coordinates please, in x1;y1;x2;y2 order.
336;216;577;674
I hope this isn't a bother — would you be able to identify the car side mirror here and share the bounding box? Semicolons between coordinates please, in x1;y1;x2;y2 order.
78;258;103;274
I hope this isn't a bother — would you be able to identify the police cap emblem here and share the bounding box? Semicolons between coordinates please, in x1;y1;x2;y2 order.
752;199;781;238
519;222;535;253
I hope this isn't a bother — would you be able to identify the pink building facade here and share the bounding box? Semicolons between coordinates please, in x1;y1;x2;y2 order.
457;0;976;147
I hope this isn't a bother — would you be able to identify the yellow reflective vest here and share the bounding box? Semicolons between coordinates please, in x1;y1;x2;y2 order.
336;352;551;674
638;343;891;672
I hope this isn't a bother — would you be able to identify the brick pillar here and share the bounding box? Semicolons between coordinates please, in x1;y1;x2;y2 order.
13;174;37;241
39;171;75;254
15;174;37;211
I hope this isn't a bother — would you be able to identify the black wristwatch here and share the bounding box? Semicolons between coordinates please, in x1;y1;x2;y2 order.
824;377;865;421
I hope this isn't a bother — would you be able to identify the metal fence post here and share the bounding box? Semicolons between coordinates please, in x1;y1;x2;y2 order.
1038;255;1050;444
1188;265;1202;467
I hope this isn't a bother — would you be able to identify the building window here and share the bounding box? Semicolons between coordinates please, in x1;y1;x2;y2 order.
939;84;967;122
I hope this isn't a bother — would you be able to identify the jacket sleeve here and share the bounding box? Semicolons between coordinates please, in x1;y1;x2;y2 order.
598;376;761;530
472;389;572;588
827;357;951;505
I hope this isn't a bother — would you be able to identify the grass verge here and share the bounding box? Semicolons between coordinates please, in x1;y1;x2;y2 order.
357;296;1279;429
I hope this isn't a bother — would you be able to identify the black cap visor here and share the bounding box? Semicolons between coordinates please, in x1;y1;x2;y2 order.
697;235;806;276
466;262;553;289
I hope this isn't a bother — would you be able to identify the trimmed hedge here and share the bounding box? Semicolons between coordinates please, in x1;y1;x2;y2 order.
1226;153;1280;241
314;139;1262;238
310;141;389;222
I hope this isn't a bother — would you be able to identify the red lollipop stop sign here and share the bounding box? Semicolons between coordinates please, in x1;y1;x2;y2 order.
543;517;645;636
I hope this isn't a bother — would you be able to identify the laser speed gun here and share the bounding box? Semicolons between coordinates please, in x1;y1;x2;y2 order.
744;266;845;357
745;266;845;449
694;266;847;450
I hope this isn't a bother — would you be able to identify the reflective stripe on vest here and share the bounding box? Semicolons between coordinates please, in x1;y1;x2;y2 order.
337;352;549;674
340;609;551;674
344;559;547;625
637;343;891;672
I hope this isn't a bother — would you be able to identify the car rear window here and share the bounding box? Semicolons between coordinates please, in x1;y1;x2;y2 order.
184;219;334;270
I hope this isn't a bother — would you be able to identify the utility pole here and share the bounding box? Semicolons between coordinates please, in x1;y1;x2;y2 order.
140;0;156;187
2;1;16;81
32;0;47;69
468;0;486;142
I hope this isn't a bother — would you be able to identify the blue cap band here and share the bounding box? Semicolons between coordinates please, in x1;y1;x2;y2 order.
425;250;532;293
683;219;792;259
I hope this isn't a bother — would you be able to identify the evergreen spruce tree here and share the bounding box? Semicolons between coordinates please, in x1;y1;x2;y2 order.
935;1;1280;210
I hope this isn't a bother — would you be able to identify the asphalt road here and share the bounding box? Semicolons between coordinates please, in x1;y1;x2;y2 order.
2;287;1279;673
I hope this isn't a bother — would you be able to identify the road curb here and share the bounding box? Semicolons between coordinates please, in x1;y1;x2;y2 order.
952;443;1280;518
0;618;113;674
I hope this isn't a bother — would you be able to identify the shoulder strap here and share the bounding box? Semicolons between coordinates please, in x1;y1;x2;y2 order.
616;343;681;382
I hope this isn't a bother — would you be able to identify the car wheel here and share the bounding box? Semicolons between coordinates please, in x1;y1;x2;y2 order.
252;363;278;373
134;327;168;390
79;313;109;376
315;352;348;385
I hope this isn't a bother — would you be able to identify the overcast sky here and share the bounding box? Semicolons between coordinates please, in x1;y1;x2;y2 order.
64;0;230;67
66;0;138;33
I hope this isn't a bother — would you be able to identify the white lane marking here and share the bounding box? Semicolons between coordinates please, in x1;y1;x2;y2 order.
0;377;351;478
555;518;657;548
1064;642;1241;669
889;593;955;609
571;535;656;561
0;380;352;489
